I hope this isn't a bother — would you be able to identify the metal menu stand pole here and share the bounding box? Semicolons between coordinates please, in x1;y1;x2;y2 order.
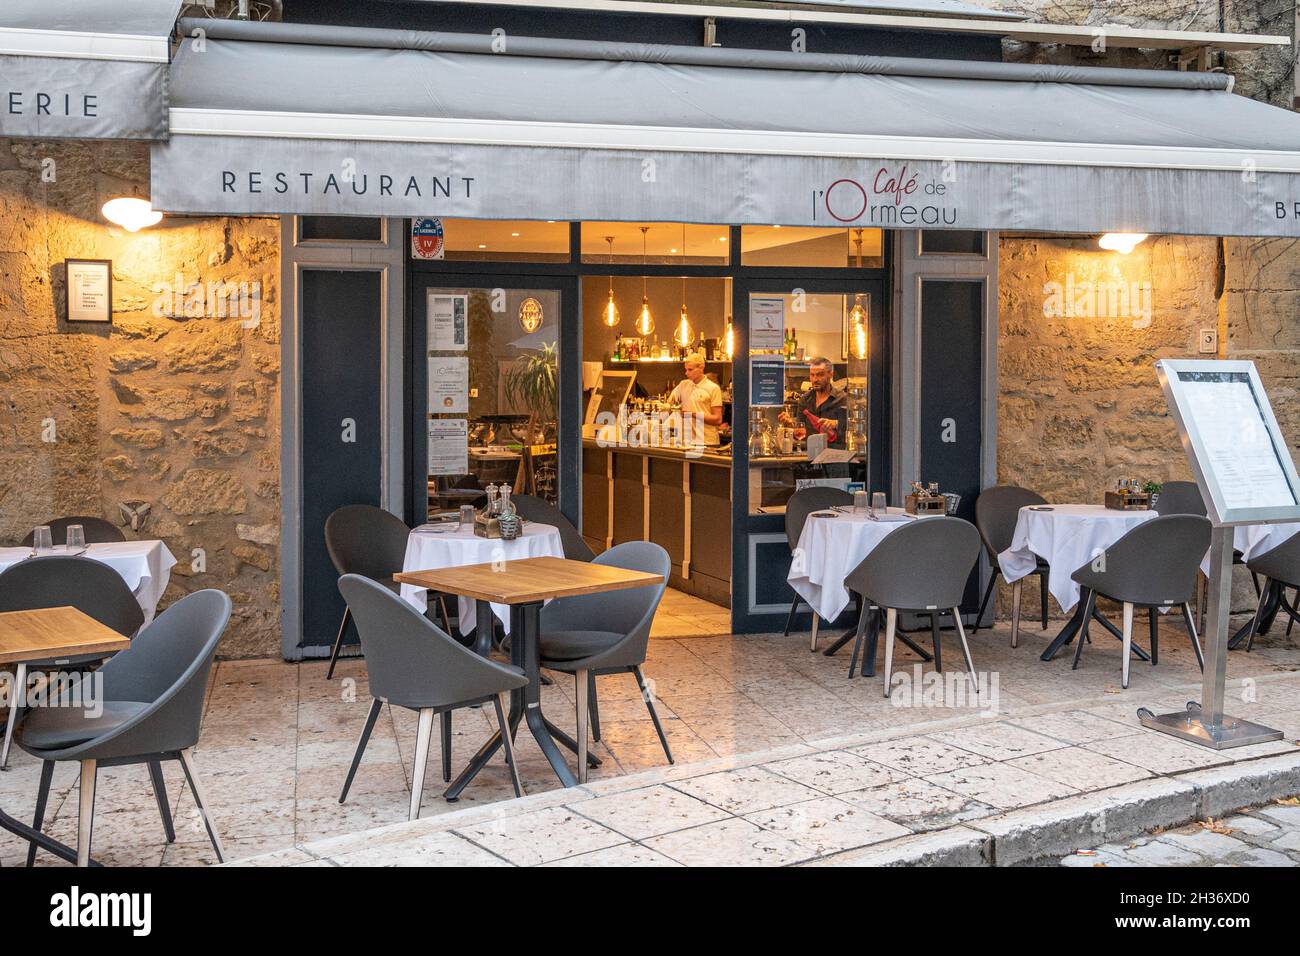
1139;359;1288;749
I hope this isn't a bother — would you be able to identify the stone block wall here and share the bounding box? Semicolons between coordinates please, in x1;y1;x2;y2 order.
996;233;1300;621
0;139;281;658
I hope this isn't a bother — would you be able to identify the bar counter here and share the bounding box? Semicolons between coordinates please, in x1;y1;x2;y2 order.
582;439;732;607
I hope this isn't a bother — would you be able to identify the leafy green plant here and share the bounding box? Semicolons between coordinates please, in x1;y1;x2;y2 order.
503;342;558;442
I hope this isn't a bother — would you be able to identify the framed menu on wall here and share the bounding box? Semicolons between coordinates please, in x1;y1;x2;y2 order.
65;259;112;323
1156;359;1300;526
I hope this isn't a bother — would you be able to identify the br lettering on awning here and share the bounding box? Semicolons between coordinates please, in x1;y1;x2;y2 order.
0;0;179;141
151;21;1300;237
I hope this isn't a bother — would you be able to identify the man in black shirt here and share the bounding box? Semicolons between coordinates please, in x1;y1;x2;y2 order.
780;356;848;449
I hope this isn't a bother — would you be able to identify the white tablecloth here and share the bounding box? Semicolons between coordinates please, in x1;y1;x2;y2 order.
0;540;177;625
998;505;1158;613
1198;521;1300;576
787;508;919;622
399;523;564;635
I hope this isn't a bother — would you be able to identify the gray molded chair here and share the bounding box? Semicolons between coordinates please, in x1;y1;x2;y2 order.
1153;481;1207;517
973;485;1050;645
336;574;529;815
1069;514;1209;687
20;516;125;547
511;494;595;562
18;589;231;867
783;486;853;650
1239;532;1300;652
323;504;452;679
536;541;671;783
844;517;982;696
1153;481;1213;627
0;556;145;770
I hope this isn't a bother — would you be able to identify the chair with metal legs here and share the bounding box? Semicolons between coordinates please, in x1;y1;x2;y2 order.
324;504;454;680
336;575;528;818
973;485;1051;646
18;590;231;867
843;517;982;696
1239;531;1300;652
510;494;595;562
782;487;852;650
20;515;125;546
1154;480;1211;626
1069;514;1209;687
535;542;671;783
0;556;145;771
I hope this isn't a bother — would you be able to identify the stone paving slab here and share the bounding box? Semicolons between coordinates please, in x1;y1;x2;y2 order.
232;678;1300;868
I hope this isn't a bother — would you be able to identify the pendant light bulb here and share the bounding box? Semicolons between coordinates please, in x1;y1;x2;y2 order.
674;223;691;348
602;236;620;327
849;294;868;359
635;226;654;336
723;317;735;361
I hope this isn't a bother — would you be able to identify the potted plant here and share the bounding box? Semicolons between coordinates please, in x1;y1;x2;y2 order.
503;342;558;444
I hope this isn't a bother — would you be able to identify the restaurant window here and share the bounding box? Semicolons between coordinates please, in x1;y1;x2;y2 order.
580;222;730;265
746;291;870;515
298;216;384;242
741;226;884;268
440;219;571;262
918;230;986;256
424;286;560;520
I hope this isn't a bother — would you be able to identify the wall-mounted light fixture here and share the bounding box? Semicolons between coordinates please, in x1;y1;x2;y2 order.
1098;232;1148;254
101;197;162;232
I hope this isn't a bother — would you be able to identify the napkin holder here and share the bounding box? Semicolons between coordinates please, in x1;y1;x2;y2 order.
473;512;504;538
1104;491;1151;511
905;493;947;515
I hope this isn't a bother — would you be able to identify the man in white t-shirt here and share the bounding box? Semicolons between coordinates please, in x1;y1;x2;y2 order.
669;352;724;446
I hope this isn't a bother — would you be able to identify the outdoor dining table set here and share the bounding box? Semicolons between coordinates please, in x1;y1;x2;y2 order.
785;481;1300;693
323;499;674;819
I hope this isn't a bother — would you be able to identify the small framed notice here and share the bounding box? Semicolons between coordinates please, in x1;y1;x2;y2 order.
1157;359;1300;526
65;259;112;323
428;292;467;350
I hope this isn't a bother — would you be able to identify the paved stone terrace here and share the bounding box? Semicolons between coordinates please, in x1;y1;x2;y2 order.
3;591;1298;867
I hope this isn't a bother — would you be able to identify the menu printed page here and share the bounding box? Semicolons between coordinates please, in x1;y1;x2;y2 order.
1180;377;1296;511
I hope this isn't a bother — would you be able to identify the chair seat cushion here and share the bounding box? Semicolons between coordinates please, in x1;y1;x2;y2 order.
538;629;622;664
17;700;149;751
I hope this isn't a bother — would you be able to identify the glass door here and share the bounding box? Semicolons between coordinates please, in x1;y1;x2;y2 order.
408;276;577;526
730;278;888;633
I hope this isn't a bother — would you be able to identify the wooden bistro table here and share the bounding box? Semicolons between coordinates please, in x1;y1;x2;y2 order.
395;555;663;797
0;606;131;866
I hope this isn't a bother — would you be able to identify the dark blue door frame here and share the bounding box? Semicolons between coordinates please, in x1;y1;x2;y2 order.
729;274;890;635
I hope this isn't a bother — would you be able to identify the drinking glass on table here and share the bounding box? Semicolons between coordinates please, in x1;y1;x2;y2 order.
32;525;52;552
871;492;887;516
458;505;476;530
853;490;868;515
65;524;86;550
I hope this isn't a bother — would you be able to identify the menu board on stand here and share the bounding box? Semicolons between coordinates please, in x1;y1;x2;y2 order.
1145;359;1300;748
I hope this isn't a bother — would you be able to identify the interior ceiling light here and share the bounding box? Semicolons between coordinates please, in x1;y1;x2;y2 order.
602;236;620;328
635;226;655;337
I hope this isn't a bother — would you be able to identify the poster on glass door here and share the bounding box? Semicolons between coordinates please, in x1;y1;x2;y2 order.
429;356;469;414
428;418;469;476
749;295;785;352
429;292;468;350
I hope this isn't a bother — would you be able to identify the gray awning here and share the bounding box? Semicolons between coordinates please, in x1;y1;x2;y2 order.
151;21;1300;236
0;0;179;140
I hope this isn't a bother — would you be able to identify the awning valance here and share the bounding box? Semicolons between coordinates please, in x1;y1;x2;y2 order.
0;0;179;141
151;21;1300;236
